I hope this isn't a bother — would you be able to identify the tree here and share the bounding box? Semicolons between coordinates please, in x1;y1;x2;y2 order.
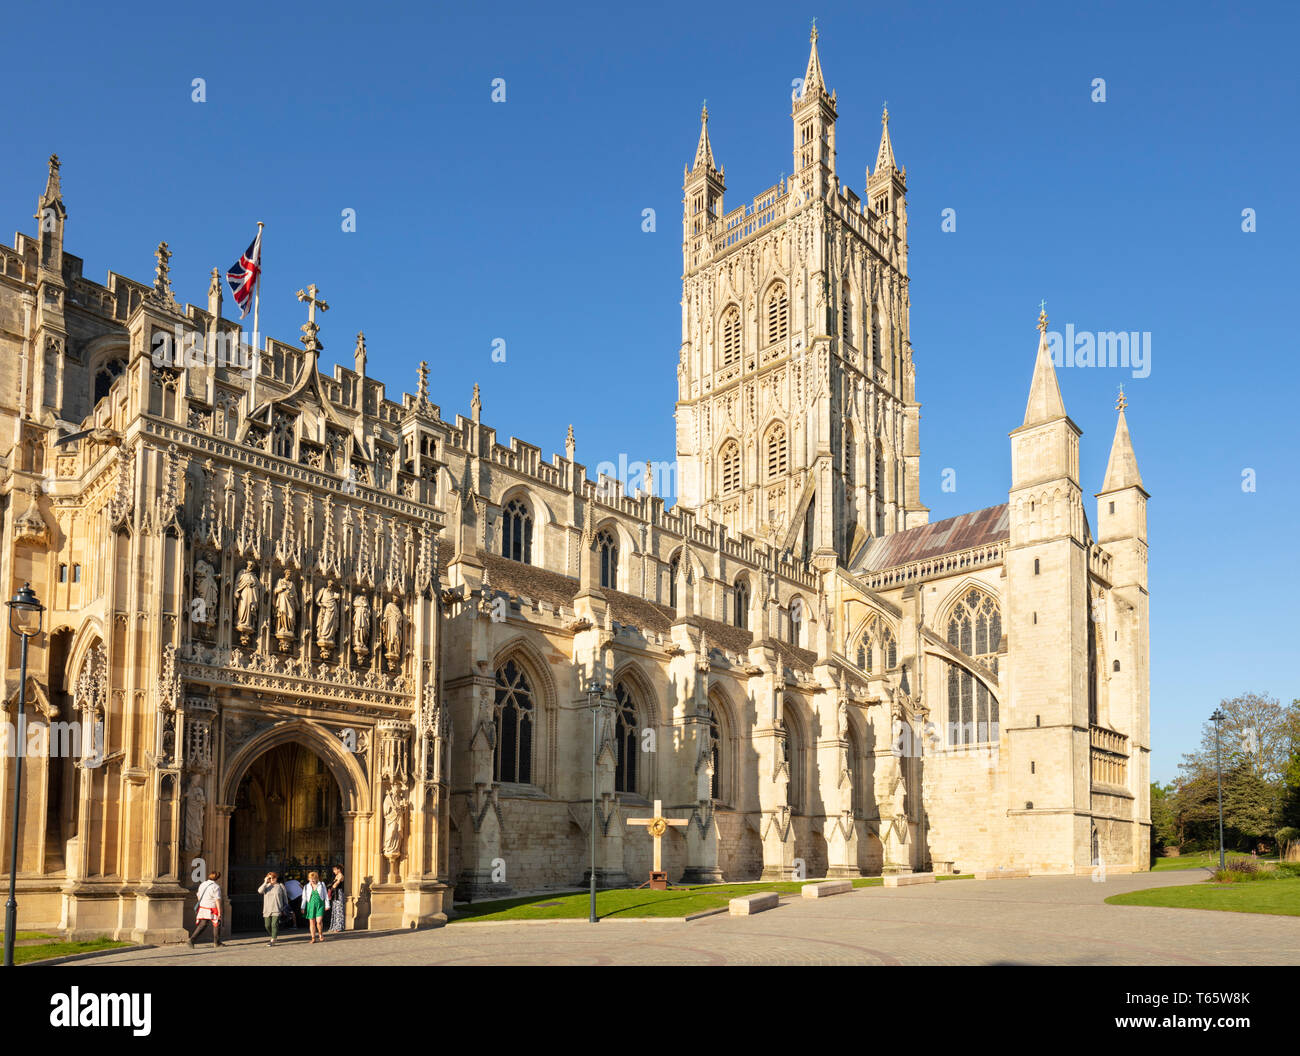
1172;762;1280;852
1181;693;1300;785
1150;781;1176;855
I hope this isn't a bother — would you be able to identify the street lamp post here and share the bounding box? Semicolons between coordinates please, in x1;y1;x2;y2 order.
4;583;44;968
586;682;605;924
1210;708;1226;872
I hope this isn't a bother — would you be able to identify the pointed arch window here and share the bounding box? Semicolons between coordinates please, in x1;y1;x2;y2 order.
765;423;788;481
765;283;789;346
789;596;804;647
783;711;804;811
841;280;852;345
733;576;750;630
719;440;740;496
613;680;641;794
720;306;741;367
706;699;727;803
871;314;882;367
668;552;680;609
945;589;1002;746
493;659;535;784
854;613;898;673
597;529;618;590
502;497;533;564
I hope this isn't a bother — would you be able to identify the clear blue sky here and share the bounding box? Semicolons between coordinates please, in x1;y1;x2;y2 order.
3;1;1296;783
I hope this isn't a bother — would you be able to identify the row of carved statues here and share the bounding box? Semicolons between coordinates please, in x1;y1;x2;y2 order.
194;557;406;662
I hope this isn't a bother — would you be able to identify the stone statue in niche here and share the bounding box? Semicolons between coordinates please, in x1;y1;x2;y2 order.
194;559;219;631
273;572;299;650
184;775;206;851
234;561;260;644
315;583;341;658
352;594;371;656
382;599;403;668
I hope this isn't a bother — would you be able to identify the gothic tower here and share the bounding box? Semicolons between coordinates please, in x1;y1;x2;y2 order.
1004;310;1093;869
674;28;926;570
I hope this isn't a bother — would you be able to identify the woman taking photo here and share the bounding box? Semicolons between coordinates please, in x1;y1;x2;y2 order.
258;872;290;947
327;864;346;933
301;870;330;943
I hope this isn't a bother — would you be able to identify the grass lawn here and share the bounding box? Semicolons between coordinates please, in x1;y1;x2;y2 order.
453;878;887;922
0;932;132;965
1105;877;1300;917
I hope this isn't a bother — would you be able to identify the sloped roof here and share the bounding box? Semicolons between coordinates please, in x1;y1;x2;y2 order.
854;504;1009;572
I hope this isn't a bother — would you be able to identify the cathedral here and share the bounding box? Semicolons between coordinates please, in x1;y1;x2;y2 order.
0;31;1150;941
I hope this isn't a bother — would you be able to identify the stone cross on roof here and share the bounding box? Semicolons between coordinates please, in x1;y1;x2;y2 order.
296;283;329;352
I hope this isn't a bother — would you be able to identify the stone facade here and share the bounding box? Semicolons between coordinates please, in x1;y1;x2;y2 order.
0;31;1150;940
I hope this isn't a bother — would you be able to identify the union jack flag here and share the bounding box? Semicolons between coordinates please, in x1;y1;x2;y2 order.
225;229;262;318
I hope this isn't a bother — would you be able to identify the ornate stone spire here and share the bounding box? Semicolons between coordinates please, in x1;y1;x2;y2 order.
1101;390;1144;493
207;267;222;317
692;102;716;173
874;103;897;174
417;360;430;404
355;331;367;376
565;424;575;461
150;241;177;307
1022;304;1066;427
471;382;481;423
802;21;826;98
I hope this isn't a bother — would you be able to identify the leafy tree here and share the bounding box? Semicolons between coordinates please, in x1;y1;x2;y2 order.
1150;781;1176;854
1172;762;1279;851
1180;693;1299;784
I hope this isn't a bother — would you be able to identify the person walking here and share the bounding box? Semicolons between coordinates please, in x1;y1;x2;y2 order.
258;872;290;947
327;865;346;933
301;870;330;943
187;871;223;948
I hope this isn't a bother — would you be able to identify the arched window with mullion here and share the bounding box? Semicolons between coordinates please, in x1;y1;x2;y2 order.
613;680;641;794
501;497;533;564
493;659;535;783
719;440;741;496
765;283;789;346
597;528;619;590
945;589;1002;746
720;306;742;367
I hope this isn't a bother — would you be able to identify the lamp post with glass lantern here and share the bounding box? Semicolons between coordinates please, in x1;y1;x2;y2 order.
4;583;44;967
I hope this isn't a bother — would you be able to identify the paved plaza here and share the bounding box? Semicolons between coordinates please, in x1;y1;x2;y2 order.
69;870;1300;967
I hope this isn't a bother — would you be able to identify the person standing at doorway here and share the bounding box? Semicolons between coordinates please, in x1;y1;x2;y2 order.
187;871;223;948
327;865;346;933
302;870;330;943
258;872;290;947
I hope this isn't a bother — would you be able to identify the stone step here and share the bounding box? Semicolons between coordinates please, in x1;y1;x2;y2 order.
801;879;853;899
972;867;1031;880
728;892;779;916
882;872;936;887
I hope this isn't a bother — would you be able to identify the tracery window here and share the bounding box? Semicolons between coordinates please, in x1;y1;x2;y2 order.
733;576;750;630
493;659;535;783
765;283;789;345
668;552;680;609
597;528;618;589
841;280;852;344
854;613;898;673
502;497;533;564
945;589;1002;746
613;680;641;794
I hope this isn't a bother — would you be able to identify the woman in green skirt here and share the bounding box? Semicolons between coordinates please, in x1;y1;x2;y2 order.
301;870;331;943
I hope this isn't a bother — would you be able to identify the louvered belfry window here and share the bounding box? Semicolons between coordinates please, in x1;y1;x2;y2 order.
721;307;741;366
766;423;787;480
720;441;740;495
766;284;789;345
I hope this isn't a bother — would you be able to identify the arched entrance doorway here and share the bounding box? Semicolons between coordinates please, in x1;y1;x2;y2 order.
228;742;344;932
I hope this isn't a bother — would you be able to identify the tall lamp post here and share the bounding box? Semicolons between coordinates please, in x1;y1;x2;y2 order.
586;681;606;924
4;583;44;968
1210;708;1226;871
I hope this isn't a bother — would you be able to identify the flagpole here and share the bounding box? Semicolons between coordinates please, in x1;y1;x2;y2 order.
250;220;264;415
